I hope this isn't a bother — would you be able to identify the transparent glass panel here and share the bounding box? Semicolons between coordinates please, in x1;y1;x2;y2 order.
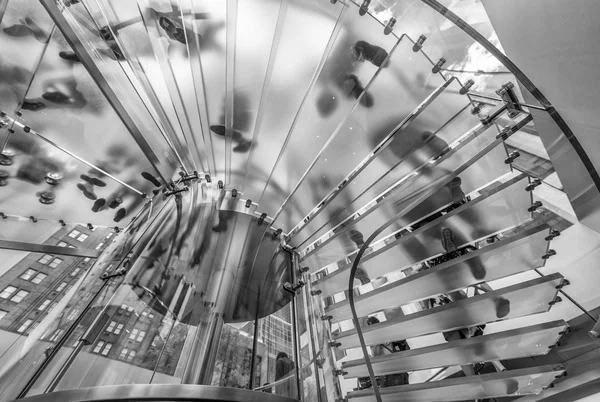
290;77;472;248
258;3;401;231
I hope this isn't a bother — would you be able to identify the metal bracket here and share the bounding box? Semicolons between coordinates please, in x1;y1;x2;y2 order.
528;200;543;212
556;279;570;290
432;57;446;74
384;17;396;35
413;35;426;52
283;280;305;295
179;170;199;183
163;183;189;196
328;340;342;348
332;368;348;377
526;178;542;191
549;296;563;306
496;82;523;118
359;0;370;16
545;229;561;241
100;267;127;280
542;249;557;260
310;289;322;296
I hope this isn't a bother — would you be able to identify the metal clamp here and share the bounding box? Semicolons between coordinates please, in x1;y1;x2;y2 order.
359;0;370;16
413;35;426;52
528;200;543;212
179;170;199;183
556;279;570;290
496;82;523;118
328;340;342;348
542;249;557;260
459;79;475;95
310;289;322;296
526;178;542;191
384;17;396;35
321;314;333;322
332;368;347;377
545;229;561;241
549;296;563;306
283;281;305;295
163;184;189;196
100;267;127;280
505;150;520;164
432;57;446;74
271;228;282;241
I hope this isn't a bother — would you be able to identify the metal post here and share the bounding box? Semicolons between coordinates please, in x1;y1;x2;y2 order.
303;270;323;402
248;293;260;390
290;252;303;400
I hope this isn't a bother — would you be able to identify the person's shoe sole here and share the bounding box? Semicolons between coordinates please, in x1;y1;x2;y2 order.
59;51;80;62
495;297;511;319
80;174;107;187
141;172;162;187
77;183;97;200
21;100;46;111
92;198;106;212
441;228;456;253
114;208;126;222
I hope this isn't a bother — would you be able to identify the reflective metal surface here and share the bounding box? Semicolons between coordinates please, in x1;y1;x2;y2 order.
334;273;564;349
343;320;567;377
326;223;550;322
16;384;299;402
346;365;565;402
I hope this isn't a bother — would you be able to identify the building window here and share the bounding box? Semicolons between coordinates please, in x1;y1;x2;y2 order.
20;269;36;281
95;242;105;250
11;290;29;303
76;233;89;242
106;232;114;239
48;329;64;342
56;282;68;292
68;230;81;239
119;348;136;362
57;241;68;247
31;272;47;284
38;299;52;311
127;350;136;361
129;329;146;342
0;286;17;299
49;258;63;269
93;340;112;356
48;302;58;312
106;321;123;335
83;258;90;262
118;304;133;316
17;319;33;333
38;254;53;265
0;310;7;321
70;267;81;277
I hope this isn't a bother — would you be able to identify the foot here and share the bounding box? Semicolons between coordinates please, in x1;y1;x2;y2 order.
21;100;46;111
59;51;81;62
24;18;47;43
114;207;127;222
352;41;389;67
447;177;465;204
494;297;511;319
92;198;106;212
209;125;244;140
108;197;122;209
467;259;487;280
348;229;365;247
233;140;252;153
42;91;72;104
80;174;107;187
141;171;162;187
77;183;97;200
317;90;338;118
441;227;457;253
159;16;186;44
359;91;374;108
355;268;371;285
3;23;31;37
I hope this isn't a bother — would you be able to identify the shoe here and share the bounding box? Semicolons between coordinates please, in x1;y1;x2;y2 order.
108;198;122;209
21;100;46;111
77;182;97;200
467;258;487;280
92;198;106;212
505;379;519;394
494;297;511;319
317;90;338;118
159;16;186;44
114;208;127;222
348;229;365;247
24;18;47;43
447;177;465;204
233;140;252;153
441;228;456;253
141;171;162;187
353;41;389;67
59;51;80;62
3;23;31;37
360;91;374;108
210;125;244;139
80;174;107;187
42;91;72;104
355;267;371;285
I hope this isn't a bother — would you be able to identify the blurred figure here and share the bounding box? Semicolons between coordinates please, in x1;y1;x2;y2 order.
275;351;297;398
302;366;318;402
261;382;272;393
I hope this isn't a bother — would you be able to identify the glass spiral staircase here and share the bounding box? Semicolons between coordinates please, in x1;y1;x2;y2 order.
0;0;590;401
